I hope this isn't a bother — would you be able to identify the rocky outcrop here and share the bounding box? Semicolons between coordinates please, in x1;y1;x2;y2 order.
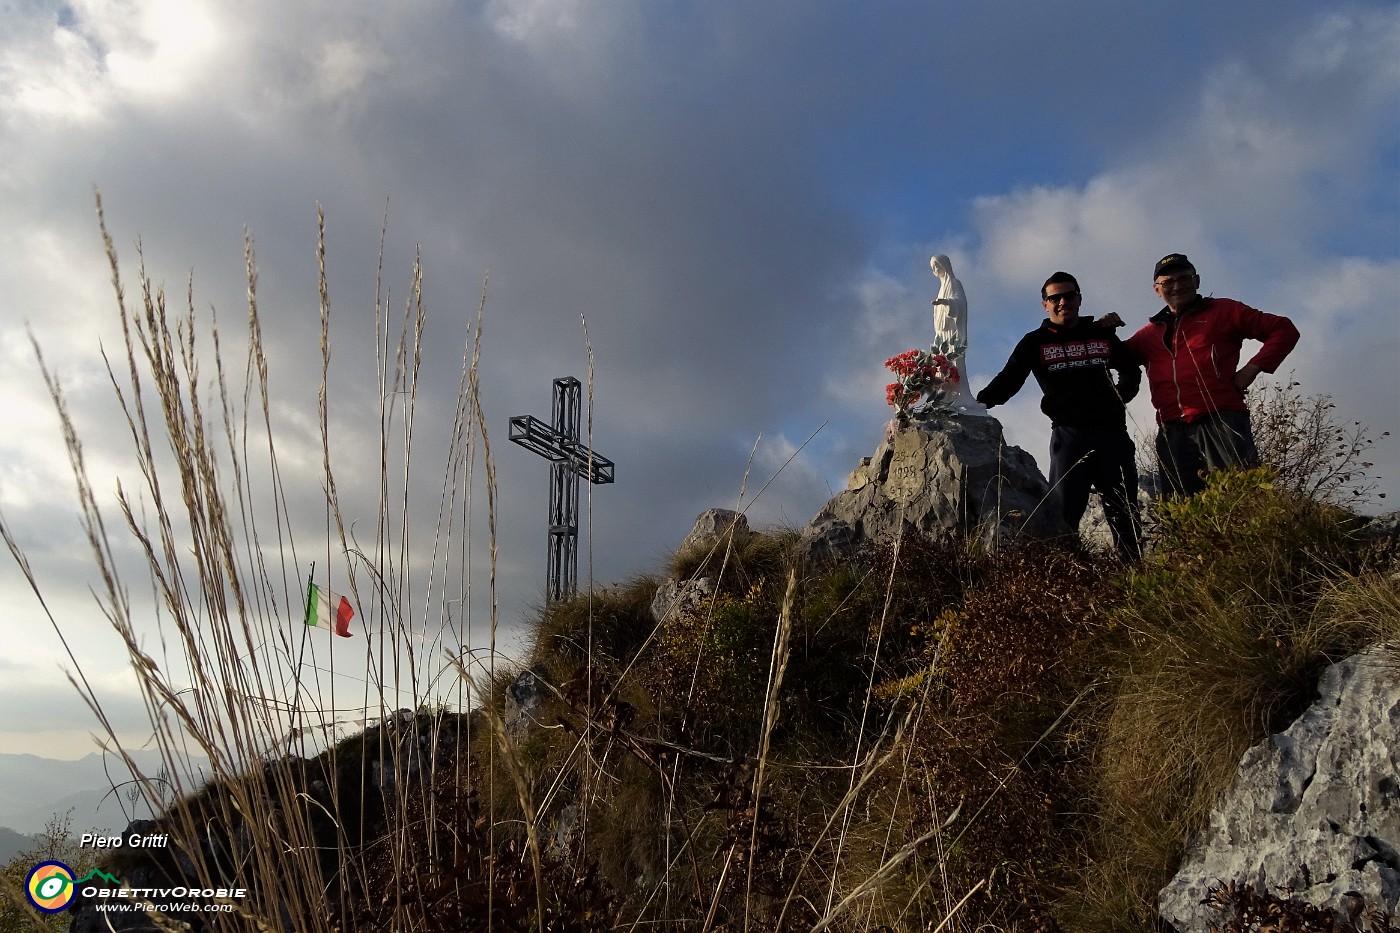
650;575;717;625
1358;510;1400;576
1081;481;1154;553
504;670;548;741
800;414;1068;561
648;510;747;625
1158;645;1400;930
677;508;750;557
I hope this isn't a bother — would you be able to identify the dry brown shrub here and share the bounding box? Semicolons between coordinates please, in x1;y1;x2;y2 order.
1205;880;1396;932
941;541;1113;711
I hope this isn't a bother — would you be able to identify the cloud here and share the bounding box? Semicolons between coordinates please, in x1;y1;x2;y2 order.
485;0;584;45
0;0;241;126
0;653;153;743
0;6;106;123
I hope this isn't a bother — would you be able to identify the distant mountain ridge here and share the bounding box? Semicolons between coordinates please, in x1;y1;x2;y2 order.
0;825;36;863
0;749;209;836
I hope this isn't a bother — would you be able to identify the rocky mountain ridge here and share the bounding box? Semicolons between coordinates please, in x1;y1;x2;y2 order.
52;414;1400;931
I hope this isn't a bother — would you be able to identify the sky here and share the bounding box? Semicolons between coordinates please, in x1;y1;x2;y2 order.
1;0;1397;761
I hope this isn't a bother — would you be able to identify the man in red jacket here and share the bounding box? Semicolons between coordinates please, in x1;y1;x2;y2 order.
1123;253;1300;496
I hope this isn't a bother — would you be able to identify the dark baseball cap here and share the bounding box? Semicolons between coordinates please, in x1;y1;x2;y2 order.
1154;253;1196;279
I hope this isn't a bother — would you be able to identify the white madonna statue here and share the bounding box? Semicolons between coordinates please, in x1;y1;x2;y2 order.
930;254;975;408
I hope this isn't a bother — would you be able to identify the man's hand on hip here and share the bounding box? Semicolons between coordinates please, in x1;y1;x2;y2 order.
1233;363;1263;391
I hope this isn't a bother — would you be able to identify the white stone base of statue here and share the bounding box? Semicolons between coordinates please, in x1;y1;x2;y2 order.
948;396;986;416
801;413;1070;563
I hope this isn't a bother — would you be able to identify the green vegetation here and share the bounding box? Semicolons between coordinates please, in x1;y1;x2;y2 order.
462;460;1398;930
0;814;99;932
3;207;1395;930
1067;468;1397;931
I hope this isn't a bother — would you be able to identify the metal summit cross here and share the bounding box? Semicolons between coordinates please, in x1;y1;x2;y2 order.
509;377;615;602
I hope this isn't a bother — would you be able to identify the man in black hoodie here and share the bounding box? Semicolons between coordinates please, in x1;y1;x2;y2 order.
976;272;1143;560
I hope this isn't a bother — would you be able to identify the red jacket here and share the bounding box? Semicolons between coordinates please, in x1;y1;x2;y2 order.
1125;297;1299;424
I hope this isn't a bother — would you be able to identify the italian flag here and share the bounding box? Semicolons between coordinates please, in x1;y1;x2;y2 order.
306;583;355;638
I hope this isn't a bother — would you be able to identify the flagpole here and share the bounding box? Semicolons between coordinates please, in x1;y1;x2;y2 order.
287;562;315;756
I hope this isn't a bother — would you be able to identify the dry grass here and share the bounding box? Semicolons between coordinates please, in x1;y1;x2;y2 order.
4;202;1396;931
1066;471;1400;930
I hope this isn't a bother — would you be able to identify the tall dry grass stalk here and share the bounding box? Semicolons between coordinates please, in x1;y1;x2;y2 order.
1;196;507;930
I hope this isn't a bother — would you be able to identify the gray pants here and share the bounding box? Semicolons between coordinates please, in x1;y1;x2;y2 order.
1155;410;1258;497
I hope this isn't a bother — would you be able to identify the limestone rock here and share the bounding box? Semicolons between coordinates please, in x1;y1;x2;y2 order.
504;669;548;741
801;414;1067;561
1158;645;1400;930
1080;483;1154;553
1357;510;1400;576
373;708;461;790
650;575;716;625
548;803;582;860
677;508;750;556
649;510;741;624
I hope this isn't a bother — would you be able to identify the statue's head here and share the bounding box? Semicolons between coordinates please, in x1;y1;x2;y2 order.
930;254;953;278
